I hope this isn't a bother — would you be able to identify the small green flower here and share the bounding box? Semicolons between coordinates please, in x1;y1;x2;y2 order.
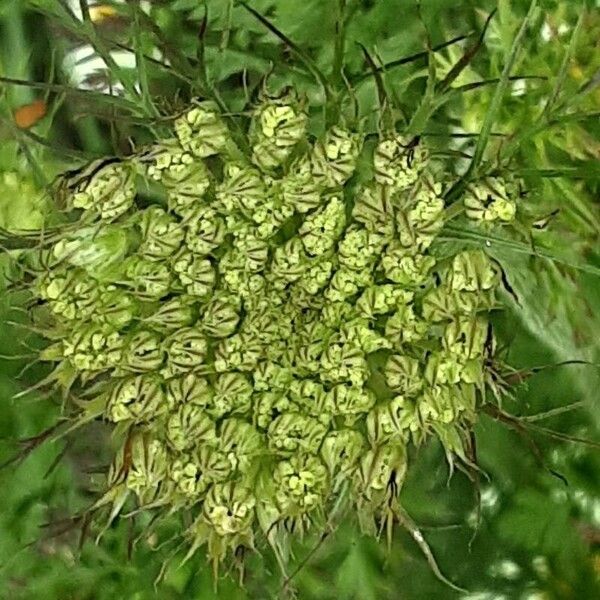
162;328;208;378
202;482;256;537
105;375;166;423
273;454;328;515
122;330;164;373
174;101;231;158
122;256;173;300
384;355;423;396
373;134;428;191
311;126;363;188
299;196;346;256
69;161;136;220
250;88;308;171
209;372;253;418
464;178;517;223
62;325;124;372
166;404;216;451
138;207;185;260
267;412;327;455
172;249;215;297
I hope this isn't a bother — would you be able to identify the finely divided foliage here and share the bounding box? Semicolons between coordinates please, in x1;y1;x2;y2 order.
21;83;522;580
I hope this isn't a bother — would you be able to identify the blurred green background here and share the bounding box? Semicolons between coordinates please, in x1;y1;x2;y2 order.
0;1;599;598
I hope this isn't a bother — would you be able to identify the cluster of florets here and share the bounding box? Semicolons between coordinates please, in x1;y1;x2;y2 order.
29;87;517;569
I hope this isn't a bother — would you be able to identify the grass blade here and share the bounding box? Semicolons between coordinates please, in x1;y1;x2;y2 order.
240;1;333;102
352;33;470;85
541;9;585;118
438;223;600;278
436;9;496;94
468;0;538;172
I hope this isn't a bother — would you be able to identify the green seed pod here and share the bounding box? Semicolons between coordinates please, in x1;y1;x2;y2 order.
216;163;266;215
92;286;137;329
418;385;465;425
356;285;414;318
448;250;498;292
138;207;185;260
296;256;335;295
288;379;332;421
166;404;216;451
105;374;166;423
202;481;255;537
172;249;215;297
311;126;363;188
366;395;413;444
464;177;516;223
138;139;193;183
222;269;266;301
138;141;211;215
355;442;407;496
121;330;164;373
169;455;211;499
338;226;386;272
342;319;391;353
267;412;327;455
385;304;428;346
209;372;253;418
422;285;496;322
424;352;463;386
68;160;136;220
253;361;293;392
299;196;346;256
324;267;372;302
442;317;488;360
62;325;124;372
373;134;428;191
38;268;100;320
250;192;294;239
228;231;269;273
352;184;395;236
396;181;445;250
321;300;356;328
201;293;241;338
214;332;263;373
250;87;308;172
254;391;292;430
384;355;423;396
183;206;226;256
162;328;208;378
320;429;366;479
380;243;436;287
143;295;196;331
269;238;309;289
219;418;264;473
196;446;234;484
122;256;173;300
328;383;376;423
126;434;169;505
174;100;231;158
166;374;214;407
281;156;322;212
320;337;370;386
273;454;328;517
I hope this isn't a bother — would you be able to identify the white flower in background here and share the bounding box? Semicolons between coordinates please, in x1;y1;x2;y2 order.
65;1;152;93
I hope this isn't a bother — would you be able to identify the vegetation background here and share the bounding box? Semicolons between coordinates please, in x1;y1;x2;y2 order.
0;0;598;598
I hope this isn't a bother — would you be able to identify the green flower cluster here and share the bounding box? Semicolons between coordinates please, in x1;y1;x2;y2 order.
29;88;517;570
